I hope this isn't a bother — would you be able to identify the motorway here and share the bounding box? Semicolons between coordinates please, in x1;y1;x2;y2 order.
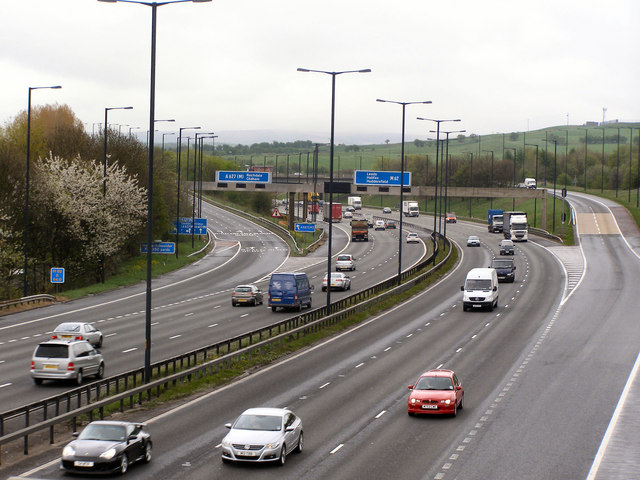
5;192;640;479
0;202;425;412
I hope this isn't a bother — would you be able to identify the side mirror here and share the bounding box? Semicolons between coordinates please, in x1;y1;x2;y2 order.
285;426;295;432
128;435;137;443
513;266;516;270
493;286;498;291
225;423;232;429
460;286;464;291
456;385;462;391
310;284;315;291
72;432;79;438
408;385;414;390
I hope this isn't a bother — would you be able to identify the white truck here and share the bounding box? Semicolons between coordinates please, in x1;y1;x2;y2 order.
524;178;537;189
402;200;419;217
347;196;362;210
503;211;528;241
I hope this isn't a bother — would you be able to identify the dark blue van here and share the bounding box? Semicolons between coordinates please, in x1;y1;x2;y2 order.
268;272;313;312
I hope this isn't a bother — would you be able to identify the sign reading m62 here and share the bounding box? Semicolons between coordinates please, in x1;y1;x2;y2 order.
216;171;272;183
354;170;411;186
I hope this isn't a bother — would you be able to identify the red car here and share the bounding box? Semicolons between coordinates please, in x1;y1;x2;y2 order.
407;369;464;416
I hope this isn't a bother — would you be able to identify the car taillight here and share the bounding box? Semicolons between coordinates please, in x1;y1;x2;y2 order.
31;361;35;370
294;294;298;301
51;334;58;339
75;336;83;341
67;362;74;371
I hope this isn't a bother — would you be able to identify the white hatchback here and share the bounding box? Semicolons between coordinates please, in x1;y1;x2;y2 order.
336;254;356;271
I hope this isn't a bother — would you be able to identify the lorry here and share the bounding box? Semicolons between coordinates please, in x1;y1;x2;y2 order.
488;209;504;233
347;196;362;210
323;202;342;223
524;177;537;189
402;200;419;217
503;211;528;241
350;219;369;242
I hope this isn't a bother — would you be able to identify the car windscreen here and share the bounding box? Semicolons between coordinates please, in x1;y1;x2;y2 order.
78;424;127;442
337;255;351;261
491;261;513;268
415;376;454;390
35;344;69;358
235;286;252;293
465;279;492;290
234;414;282;431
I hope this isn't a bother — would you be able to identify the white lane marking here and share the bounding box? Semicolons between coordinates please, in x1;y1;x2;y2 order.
208;323;218;328
319;382;330;389
122;348;137;353
355;362;365;368
105;333;117;338
375;410;386;419
169;335;181;340
240;314;249;318
185;313;194;317
0;383;12;388
330;444;344;454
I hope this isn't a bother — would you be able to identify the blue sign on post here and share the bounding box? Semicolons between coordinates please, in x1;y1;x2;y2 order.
171;217;207;235
140;242;176;254
216;171;272;183
50;267;65;284
353;170;412;186
294;223;316;233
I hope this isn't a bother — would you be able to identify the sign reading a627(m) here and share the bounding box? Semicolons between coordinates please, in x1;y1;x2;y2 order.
216;171;271;183
353;170;411;186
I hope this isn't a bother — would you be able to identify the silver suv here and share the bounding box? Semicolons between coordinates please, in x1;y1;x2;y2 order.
31;340;104;385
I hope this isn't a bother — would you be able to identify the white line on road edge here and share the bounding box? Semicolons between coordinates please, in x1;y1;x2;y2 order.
586;349;640;480
330;444;344;454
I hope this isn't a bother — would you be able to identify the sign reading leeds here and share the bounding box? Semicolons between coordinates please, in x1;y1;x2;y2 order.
216;171;272;183
354;170;411;187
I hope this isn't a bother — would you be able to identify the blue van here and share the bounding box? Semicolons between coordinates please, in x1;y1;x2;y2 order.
268;272;313;312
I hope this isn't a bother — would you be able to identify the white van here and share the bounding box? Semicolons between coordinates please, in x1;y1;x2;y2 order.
524;177;537;189
461;268;499;311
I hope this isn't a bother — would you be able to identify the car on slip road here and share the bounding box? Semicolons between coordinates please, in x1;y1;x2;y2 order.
232;284;264;306
374;220;386;231
221;407;303;465
51;322;103;347
382;207;392;214
60;420;152;475
466;235;481;247
385;219;397;229
406;232;420;243
408;369;464;417
445;212;457;223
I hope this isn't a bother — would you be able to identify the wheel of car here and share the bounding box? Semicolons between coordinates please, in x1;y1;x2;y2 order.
453;401;458;417
462;305;467;312
76;369;83;385
279;444;287;466
96;363;104;379
34;378;43;385
119;454;129;475
251;298;257;306
231;301;236;307
271;306;277;312
307;298;312;308
459;394;464;410
295;432;304;453
96;336;103;348
488;302;494;312
143;442;152;463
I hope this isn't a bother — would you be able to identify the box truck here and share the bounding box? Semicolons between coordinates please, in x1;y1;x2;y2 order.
351;219;369;242
488;209;504;233
348;196;362;210
402;201;419;217
323;203;343;222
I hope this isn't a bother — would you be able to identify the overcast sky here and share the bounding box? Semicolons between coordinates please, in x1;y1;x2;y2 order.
1;0;638;145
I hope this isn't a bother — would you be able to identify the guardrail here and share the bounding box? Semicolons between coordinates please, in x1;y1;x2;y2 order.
0;226;448;463
0;294;56;313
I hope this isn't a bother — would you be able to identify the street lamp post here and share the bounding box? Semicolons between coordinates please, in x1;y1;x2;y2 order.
525;143;539;227
440;130;465;240
376;99;432;285
417;117;461;263
297;67;371;314
192;132;214;247
551;139;558;232
176;127;200;257
102;106;133;283
24;85;62;296
505;147;517;209
482;150;494;209
98;0;211;383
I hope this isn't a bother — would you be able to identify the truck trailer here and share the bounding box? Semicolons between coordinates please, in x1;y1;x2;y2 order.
323;203;343;223
347;196;362;210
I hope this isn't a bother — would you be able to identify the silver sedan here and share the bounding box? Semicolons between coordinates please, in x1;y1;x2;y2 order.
221;407;303;465
51;322;103;347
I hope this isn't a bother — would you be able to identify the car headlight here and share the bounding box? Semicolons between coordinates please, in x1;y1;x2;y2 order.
62;445;75;457
410;398;417;404
99;448;116;460
266;442;280;449
222;439;231;447
441;399;451;405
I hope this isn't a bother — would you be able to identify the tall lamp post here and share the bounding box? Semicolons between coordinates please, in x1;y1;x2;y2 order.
416;117;460;262
102;106;133;283
297;67;371;314
376;99;431;285
192;132;214;247
176;126;200;257
525;143;539;227
24;85;62;296
98;0;211;384
439;129;465;240
505;147;517;209
482;150;494;209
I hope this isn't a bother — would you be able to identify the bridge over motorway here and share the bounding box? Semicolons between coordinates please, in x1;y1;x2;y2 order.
200;179;549;230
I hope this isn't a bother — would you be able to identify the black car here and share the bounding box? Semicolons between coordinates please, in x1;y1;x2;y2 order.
490;258;516;283
499;239;515;255
61;421;152;475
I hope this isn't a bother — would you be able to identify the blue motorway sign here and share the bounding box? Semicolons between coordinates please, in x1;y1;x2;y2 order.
353;170;411;186
216;171;272;183
294;223;316;233
50;267;65;284
140;242;176;254
171;217;207;235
